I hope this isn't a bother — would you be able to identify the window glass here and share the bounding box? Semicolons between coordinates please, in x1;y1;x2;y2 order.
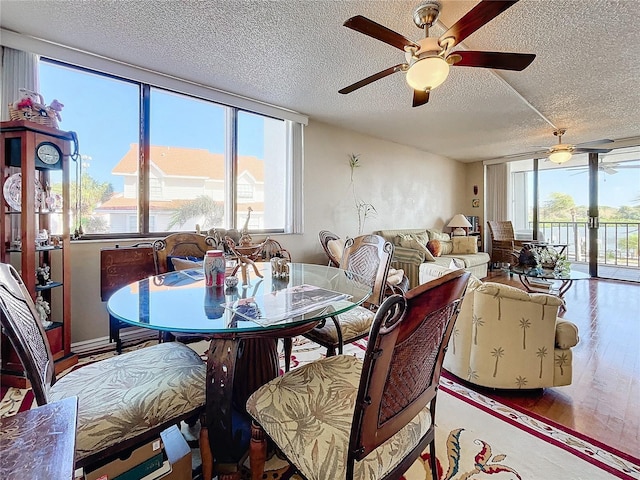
237;111;286;230
39;60;140;234
148;88;226;232
37;59;293;236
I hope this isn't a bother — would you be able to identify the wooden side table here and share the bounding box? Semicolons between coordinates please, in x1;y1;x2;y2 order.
0;396;78;479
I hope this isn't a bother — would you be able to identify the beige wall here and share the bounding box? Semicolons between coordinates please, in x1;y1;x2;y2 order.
69;120;469;344
465;161;486;249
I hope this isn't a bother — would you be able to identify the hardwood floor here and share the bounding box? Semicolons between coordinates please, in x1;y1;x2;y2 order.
458;271;640;458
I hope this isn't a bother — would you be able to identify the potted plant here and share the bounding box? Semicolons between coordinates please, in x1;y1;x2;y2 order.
348;154;376;235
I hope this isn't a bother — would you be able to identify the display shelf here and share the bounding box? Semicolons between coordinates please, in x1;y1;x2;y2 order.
35;281;63;291
1;120;77;383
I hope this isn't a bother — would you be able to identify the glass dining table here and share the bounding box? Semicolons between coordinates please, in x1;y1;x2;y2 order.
107;262;372;477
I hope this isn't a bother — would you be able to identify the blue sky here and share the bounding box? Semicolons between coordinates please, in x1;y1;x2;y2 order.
39;61;265;189
539;167;640;208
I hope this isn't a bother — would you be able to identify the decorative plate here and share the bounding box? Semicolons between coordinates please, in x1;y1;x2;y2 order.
3;173;44;211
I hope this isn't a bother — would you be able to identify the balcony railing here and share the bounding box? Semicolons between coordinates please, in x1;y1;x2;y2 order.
526;221;640;268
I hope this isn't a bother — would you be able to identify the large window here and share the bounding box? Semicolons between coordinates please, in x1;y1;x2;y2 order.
507;147;640;280
38;59;295;237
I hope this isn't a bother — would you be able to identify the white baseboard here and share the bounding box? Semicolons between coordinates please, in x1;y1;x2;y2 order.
71;329;157;355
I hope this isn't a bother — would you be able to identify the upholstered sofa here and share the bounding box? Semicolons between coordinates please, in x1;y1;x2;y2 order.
420;264;579;389
373;228;490;288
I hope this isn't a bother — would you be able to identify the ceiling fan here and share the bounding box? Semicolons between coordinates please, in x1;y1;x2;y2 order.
546;129;613;164
338;0;536;107
567;158;640;176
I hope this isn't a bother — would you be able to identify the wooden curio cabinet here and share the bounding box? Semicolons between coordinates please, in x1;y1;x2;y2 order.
1;120;78;386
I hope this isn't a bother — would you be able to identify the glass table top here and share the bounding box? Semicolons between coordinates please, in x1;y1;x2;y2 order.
107;262;372;334
510;265;590;281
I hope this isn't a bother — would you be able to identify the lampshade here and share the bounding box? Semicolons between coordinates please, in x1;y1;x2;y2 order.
548;148;573;164
405;56;450;91
447;214;472;236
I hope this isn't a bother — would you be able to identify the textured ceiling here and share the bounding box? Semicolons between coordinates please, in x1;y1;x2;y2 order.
1;0;639;162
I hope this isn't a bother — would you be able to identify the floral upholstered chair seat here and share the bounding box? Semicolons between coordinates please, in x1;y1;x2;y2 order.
49;342;206;463
247;355;431;480
0;262;210;471
303;300;374;347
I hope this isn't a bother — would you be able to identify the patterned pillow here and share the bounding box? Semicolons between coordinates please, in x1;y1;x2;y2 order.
326;239;344;264
427;239;453;257
397;234;436;261
451;236;479;254
412;231;429;246
170;257;203;271
426;229;450;242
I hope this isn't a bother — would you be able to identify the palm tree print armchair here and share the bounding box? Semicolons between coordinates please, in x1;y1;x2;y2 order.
444;279;579;389
419;264;579;389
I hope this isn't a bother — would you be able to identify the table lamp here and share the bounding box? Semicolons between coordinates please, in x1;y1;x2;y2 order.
447;214;472;236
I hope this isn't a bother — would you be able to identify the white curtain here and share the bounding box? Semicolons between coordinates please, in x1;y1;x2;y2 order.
1;47;40;121
485;162;510;256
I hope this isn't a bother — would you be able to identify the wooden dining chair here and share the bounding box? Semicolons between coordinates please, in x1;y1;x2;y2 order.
153;232;217;274
0;262;211;473
153;232;218;343
247;269;471;480
302;234;393;356
319;229;342;267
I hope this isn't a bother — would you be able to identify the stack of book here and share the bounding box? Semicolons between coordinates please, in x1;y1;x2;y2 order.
81;425;191;480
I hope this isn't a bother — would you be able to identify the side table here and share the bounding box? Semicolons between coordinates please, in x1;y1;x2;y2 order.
0;396;78;479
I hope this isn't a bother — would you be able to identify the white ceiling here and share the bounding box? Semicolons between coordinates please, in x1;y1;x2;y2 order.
2;0;639;163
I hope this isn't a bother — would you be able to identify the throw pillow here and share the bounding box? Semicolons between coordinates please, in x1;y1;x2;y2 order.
412;231;429;246
326;239;344;264
427;239;453;257
170;257;203;271
397;234;436;261
427;229;450;242
452;236;479;254
418;263;462;284
386;268;405;286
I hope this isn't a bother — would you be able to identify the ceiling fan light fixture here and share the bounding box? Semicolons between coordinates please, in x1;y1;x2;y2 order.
549;147;573;164
405;56;450;91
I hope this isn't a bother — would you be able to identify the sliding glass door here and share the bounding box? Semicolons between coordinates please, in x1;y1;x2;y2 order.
510;145;640;282
593;147;640;280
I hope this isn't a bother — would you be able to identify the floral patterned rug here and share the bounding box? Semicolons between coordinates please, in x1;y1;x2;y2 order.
2;338;639;480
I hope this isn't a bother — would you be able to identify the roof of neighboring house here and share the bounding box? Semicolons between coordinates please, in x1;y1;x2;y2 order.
112;144;264;181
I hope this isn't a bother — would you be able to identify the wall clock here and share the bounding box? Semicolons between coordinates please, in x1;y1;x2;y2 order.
35;141;62;169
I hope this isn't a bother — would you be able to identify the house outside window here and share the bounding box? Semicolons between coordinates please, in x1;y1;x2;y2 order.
237;183;253;199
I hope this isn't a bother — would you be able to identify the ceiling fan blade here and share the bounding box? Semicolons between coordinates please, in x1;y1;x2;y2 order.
412;89;430;108
449;51;535;71
573;147;613;154
344;15;419;51
439;0;519;48
338;64;405;94
575;138;614;148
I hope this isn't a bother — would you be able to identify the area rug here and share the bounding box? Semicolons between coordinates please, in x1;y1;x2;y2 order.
2;338;639;480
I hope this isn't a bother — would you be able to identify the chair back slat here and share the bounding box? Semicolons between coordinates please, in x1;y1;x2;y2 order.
350;270;470;460
153;233;216;274
340;234;393;308
0;263;54;405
